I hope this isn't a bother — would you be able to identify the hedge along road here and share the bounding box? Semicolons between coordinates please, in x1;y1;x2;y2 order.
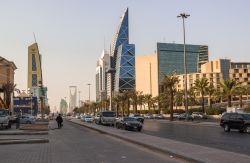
142;119;250;156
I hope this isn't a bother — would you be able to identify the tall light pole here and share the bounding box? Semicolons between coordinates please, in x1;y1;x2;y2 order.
87;84;91;102
78;91;81;107
107;68;116;111
177;13;190;119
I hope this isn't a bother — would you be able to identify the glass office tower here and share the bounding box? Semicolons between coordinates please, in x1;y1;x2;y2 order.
110;8;135;93
157;43;209;84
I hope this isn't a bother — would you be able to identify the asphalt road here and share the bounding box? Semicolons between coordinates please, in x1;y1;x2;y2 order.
0;120;187;163
142;119;250;156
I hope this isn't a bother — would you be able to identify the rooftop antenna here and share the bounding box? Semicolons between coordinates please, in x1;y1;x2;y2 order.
33;32;37;43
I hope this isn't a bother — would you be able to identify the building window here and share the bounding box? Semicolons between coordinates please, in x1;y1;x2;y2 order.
32;54;37;71
239;73;242;77
248;73;250;78
203;74;206;78
216;61;218;69
234;69;239;73
196;74;200;79
244;78;248;82
233;74;236;78
244;69;248;73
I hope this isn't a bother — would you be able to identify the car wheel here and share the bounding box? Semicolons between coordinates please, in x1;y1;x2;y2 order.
138;128;142;132
26;121;31;124
123;125;126;130
245;125;250;133
224;124;230;132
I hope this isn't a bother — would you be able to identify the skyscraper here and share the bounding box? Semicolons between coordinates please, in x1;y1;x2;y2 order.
109;8;135;94
28;43;43;89
96;50;110;102
69;86;77;113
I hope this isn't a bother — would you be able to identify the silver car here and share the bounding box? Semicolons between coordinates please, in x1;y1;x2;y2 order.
20;115;36;124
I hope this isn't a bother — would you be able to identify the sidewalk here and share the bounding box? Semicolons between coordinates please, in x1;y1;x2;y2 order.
69;118;250;163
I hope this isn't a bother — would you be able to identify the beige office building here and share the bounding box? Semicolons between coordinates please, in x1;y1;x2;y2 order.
135;53;158;97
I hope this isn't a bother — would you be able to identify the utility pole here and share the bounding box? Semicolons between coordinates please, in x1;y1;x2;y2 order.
78;91;81;107
177;13;190;120
87;84;91;102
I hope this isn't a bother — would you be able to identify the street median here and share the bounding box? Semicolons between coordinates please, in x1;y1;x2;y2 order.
69;118;250;163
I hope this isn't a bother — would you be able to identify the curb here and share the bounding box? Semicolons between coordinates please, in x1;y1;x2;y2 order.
68;120;201;163
0;138;49;145
0;131;48;135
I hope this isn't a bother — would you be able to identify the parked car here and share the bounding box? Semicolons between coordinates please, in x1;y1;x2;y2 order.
84;115;94;123
178;113;194;121
192;112;207;119
154;114;165;119
116;117;143;131
96;111;116;125
94;113;101;124
129;113;144;123
20;115;36;124
0;109;11;129
75;114;81;119
220;112;250;133
144;113;154;119
173;113;180;118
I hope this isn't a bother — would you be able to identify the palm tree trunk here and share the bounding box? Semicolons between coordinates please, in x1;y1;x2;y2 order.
202;95;205;113
170;91;174;121
240;95;243;108
228;95;232;107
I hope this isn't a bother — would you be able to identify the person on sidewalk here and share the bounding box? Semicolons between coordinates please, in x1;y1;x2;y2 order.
56;114;63;129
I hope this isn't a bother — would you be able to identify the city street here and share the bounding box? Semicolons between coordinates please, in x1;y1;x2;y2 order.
0;120;186;163
142;119;250;156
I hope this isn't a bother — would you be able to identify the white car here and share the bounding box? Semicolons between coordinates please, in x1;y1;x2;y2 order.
84;116;93;123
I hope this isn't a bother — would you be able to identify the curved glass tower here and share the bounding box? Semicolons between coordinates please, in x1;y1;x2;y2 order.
110;8;135;93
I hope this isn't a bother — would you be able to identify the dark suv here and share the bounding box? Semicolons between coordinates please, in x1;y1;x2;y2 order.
220;112;250;133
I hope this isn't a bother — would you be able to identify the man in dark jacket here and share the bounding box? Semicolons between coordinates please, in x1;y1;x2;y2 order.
56;114;63;129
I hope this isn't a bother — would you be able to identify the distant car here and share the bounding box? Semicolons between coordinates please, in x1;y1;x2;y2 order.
192;112;207;119
75;115;81;119
154;114;165;119
84;116;94;123
129;113;144;123
144;113;154;119
0;110;11;129
116;117;143;131
96;111;116;125
220;112;250;133
20;115;36;124
178;113;194;121
173;113;180;118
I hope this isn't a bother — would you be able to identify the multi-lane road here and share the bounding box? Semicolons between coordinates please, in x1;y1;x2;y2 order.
142;119;250;156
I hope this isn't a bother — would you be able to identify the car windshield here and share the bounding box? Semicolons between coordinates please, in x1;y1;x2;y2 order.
85;116;92;118
0;110;8;116
102;112;116;117
124;117;136;121
243;114;250;120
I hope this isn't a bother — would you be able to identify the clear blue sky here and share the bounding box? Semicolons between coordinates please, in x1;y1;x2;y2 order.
1;0;250;112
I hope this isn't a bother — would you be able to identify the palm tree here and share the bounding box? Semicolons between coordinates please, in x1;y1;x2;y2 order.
194;78;209;113
112;96;120;117
206;84;216;109
220;79;239;108
144;94;152;113
161;73;179;121
234;84;246;108
174;90;184;110
137;94;145;114
2;81;16;109
130;90;140;113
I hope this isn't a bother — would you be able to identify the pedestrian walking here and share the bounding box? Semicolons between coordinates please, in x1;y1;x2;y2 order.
56;114;63;129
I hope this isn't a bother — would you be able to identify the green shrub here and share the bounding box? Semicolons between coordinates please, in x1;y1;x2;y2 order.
205;107;226;115
188;108;203;114
173;109;185;114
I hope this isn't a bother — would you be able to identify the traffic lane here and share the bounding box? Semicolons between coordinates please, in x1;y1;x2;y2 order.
0;120;186;163
142;120;250;156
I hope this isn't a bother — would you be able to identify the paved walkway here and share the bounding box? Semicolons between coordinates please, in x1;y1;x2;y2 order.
70;118;250;163
0;120;185;163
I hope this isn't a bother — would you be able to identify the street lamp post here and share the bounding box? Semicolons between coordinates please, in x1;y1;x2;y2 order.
87;84;91;102
177;13;190;120
107;68;115;111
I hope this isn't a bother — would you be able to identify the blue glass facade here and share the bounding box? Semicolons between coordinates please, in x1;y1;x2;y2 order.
32;74;37;87
157;43;208;85
115;44;135;92
32;54;37;71
111;8;135;93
